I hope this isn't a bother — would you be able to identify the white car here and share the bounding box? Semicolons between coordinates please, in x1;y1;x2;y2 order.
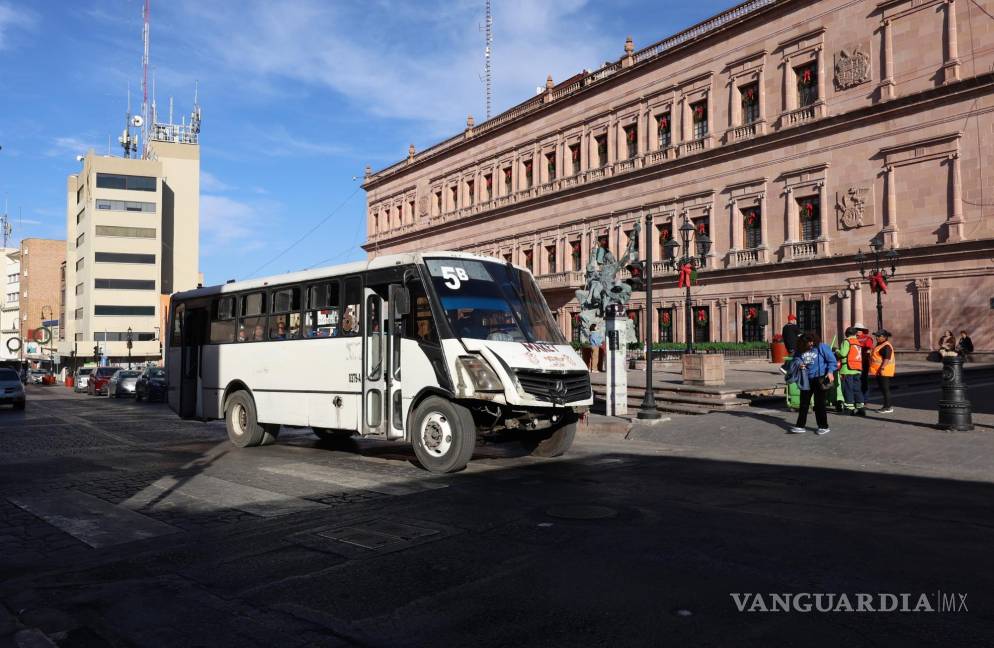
0;368;26;410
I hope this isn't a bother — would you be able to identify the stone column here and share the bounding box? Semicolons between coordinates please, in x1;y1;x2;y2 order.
837;289;850;341
947;152;965;242
581;126;590;172
849;280;865;329
783;60;796;112
758;67;767;125
785;187;797;242
759;195;769;252
729;199;742;252
681;96;691;143
914;278;933;351
580;227;590;268
944;0;961;83
607;116;617;165
816;46;826;107
718;298;730;343
817;181;829;252
770;294;783;332
883;165;899;247
637;105;647;157
881;20;896;99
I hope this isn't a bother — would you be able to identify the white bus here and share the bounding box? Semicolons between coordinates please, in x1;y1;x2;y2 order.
166;252;592;472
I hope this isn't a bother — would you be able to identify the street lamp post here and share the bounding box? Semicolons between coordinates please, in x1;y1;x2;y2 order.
637;210;660;420
126;327;133;370
663;218;711;353
855;240;898;332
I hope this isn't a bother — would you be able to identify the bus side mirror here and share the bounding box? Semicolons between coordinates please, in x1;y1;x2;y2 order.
389;284;411;317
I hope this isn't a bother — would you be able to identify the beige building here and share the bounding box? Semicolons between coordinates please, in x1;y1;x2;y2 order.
14;239;65;365
1;247;20;362
62;135;200;365
363;0;994;352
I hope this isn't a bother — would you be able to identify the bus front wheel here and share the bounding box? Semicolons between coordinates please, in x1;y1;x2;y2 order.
225;391;273;448
411;397;476;473
519;417;577;458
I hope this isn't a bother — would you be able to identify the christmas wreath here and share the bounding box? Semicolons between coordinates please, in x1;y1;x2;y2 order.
627;128;637;142
693;105;706;121
802;201;816;219
746;307;758;321
742;87;757;104
799;68;814;86
660;311;672;328
744;211;758;227
658;115;669;130
696;309;709;325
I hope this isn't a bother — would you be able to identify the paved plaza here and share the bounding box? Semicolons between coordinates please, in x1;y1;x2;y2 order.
1;383;992;647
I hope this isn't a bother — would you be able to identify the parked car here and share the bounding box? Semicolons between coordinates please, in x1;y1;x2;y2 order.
74;367;94;393
135;366;167;402
0;368;26;410
87;367;120;396
28;370;47;385
108;370;141;398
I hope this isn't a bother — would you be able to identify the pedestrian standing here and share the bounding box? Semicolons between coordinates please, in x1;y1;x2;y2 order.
869;329;896;413
781;314;800;356
788;333;836;435
838;327;866;416
855;324;873;405
588;324;604;373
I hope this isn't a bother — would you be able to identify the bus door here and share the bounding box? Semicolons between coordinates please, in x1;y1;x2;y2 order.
387;284;410;440
362;289;388;435
179;306;208;419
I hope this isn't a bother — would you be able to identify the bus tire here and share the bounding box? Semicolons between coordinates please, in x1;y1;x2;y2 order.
520;418;577;458
411;397;476;473
225;390;265;448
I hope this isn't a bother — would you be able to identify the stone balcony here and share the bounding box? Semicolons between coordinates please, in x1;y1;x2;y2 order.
779;101;826;129
727;247;770;267
725;120;767;144
781;238;830;261
678;135;713;157
536;270;585;290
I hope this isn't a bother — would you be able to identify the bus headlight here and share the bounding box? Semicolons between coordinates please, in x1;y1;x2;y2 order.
457;356;503;392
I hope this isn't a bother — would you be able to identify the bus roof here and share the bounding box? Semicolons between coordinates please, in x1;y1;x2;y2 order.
171;251;514;301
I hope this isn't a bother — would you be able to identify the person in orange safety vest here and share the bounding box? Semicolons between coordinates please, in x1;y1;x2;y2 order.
869;329;896;413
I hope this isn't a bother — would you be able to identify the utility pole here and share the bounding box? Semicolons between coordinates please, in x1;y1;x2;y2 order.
637;210;661;420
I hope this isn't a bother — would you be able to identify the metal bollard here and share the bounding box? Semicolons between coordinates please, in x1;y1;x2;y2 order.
937;355;974;431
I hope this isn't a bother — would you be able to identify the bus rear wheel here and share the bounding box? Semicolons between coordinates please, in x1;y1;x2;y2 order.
411;397;476;473
225;391;275;448
519;417;577;458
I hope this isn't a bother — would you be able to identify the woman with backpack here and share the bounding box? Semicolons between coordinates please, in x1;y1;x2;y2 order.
786;332;836;435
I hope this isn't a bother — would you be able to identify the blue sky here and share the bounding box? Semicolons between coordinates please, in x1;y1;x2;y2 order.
0;0;733;285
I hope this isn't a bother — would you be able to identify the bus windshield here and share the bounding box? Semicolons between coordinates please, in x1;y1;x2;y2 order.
425;257;567;345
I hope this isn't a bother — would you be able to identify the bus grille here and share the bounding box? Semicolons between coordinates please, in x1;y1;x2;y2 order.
514;369;591;404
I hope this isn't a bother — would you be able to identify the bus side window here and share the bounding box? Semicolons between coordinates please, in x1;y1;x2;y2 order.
269;287;301;340
210;296;236;344
341;277;362;337
239;292;267;342
304;281;339;338
404;281;438;345
170;303;184;347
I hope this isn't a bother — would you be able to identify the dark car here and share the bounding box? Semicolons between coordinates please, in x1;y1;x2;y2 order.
0;368;26;410
135;366;167;402
87;367;120;396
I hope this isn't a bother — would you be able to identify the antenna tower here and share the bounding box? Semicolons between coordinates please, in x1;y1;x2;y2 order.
141;0;150;157
0;201;11;249
484;0;492;120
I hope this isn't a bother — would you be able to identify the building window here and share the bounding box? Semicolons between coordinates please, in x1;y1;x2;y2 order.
76;258;85;271
483;174;493;201
658;308;674;343
449;186;458;211
545;152;556;182
740;83;759;124
94;278;156;290
269;286;302;340
94;252;156;264
76;185;84;204
658;223;673;253
75;283;84;295
569;144;580;175
796;63;818;108
74;308;83;320
523;159;533;189
523;249;534;272
6;292;16;304
433;190;442;216
693;306;710;342
595;134;608;167
395;205;403;228
624;125;637;159
94;331;155;342
694;218;710;239
95;199;155;213
502;167;512;195
796;300;822;337
546;245;557;274
94;305;156;316
467;179;475;205
6;273;15;284
503;252;513;264
76;208;85;224
743;207;762;249
95;173;156;191
409;200;416;221
742;303;764;342
76;233;85;248
95;225;156;238
570;240;582;271
691;100;708;140
799;196;821;241
657;113;671;148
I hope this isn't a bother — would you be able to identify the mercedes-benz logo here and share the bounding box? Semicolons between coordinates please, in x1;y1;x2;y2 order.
552;379;567;403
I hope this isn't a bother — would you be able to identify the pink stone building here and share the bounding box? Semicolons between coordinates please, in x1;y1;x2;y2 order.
362;0;994;352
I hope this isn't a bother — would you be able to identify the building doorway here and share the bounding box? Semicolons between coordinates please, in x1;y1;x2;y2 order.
796;300;822;338
742;303;764;342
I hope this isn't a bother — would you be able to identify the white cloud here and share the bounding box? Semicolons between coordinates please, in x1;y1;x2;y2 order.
47;136;104;158
201;171;233;192
199;194;273;250
182;0;613;138
256;125;350;158
0;2;36;49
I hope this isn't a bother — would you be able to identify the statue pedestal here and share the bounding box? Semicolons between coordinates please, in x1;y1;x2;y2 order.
682;353;725;386
606;313;628;417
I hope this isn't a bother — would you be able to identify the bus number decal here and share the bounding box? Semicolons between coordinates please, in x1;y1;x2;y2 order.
348;372;360;384
440;266;469;289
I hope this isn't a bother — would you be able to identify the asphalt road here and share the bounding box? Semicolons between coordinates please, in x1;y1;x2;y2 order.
1;386;992;647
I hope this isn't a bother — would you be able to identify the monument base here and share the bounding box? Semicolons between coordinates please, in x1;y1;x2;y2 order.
682;353;725;386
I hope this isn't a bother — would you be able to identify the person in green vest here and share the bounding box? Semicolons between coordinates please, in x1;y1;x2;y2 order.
838;326;866;416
